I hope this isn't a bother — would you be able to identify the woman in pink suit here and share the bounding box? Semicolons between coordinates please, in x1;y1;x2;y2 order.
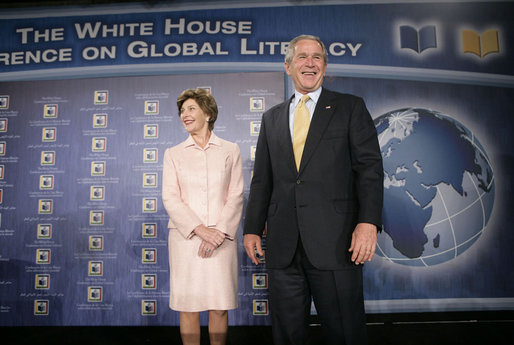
162;88;244;345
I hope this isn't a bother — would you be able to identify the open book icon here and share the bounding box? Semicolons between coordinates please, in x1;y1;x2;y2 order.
400;25;437;53
462;30;499;57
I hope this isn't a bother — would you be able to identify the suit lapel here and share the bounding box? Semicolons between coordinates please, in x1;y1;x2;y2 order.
274;96;297;174
298;89;336;174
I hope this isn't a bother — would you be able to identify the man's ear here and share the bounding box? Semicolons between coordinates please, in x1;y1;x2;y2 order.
284;62;291;76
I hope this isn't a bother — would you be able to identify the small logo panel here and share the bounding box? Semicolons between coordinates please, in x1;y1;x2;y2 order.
141;300;157;315
142;248;157;264
41;151;55;166
38;199;53;214
0;96;9;110
43;104;58;119
250;97;265;112
145;101;159;115
89;210;104;226
142;274;157;289
34;300;49;315
37;224;52;239
142;223;157;238
39;175;54;190
142;198;157;213
90;186;105;201
252;299;269;315
89;235;104;251
36;249;51;264
250;146;256;161
92;137;107;152
0;118;7;132
144;124;159;139
94;90;109;105
42;127;56;142
143;173;157;188
88;286;103;302
93;113;108;128
35;274;50;289
91;161;106;176
250;121;261;136
88;261;103;276
143;148;158;163
252;273;268;289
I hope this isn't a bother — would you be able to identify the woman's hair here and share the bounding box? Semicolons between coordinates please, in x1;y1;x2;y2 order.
177;88;218;131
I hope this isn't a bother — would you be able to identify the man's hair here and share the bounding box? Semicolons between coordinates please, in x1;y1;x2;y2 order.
284;34;328;64
177;88;218;131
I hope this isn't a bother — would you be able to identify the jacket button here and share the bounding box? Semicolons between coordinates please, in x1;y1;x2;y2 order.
296;180;301;185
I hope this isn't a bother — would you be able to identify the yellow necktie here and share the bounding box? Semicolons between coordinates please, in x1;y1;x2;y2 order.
293;95;310;171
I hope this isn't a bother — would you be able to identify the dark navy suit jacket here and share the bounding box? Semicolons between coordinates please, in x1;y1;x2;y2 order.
244;88;383;270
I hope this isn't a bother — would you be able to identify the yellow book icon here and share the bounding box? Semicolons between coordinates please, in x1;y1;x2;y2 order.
462;30;499;57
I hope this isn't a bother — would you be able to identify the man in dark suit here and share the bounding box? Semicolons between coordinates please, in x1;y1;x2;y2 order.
243;35;383;345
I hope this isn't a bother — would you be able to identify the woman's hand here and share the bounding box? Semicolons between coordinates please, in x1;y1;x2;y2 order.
198;240;216;258
193;224;226;248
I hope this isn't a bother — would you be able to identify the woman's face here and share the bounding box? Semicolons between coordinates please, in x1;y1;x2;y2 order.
180;98;210;134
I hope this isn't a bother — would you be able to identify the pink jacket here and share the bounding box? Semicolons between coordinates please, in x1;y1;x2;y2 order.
162;133;244;240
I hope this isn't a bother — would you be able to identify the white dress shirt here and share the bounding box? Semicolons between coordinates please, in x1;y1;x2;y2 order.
288;87;322;140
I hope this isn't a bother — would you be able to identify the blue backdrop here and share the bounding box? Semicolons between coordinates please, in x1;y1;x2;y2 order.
0;0;513;326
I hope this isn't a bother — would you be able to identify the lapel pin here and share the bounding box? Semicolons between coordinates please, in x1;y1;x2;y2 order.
326;105;331;109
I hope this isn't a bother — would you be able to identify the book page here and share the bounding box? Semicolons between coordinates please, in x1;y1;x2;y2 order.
481;30;499;57
462;30;481;56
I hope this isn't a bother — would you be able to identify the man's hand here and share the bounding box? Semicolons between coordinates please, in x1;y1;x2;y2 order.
243;234;263;265
348;223;377;265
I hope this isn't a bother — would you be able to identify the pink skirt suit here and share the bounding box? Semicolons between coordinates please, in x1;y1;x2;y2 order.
162;133;244;311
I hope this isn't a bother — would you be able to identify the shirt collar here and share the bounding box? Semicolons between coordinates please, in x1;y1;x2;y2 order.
293;87;322;107
183;131;221;148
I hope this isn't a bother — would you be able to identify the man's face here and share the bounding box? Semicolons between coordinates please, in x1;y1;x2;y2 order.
285;39;327;95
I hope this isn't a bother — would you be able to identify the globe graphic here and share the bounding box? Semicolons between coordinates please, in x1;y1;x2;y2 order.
374;108;495;266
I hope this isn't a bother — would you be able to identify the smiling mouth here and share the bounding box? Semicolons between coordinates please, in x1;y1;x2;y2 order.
302;71;317;76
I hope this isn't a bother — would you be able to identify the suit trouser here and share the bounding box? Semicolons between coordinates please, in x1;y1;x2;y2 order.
268;239;368;345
